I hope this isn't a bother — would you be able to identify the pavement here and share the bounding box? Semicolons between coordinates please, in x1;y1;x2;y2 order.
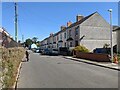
64;56;120;71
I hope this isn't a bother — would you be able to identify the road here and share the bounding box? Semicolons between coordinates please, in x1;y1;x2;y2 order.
17;52;118;88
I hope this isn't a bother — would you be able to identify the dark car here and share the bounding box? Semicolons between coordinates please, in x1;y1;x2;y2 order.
59;47;70;56
41;48;50;55
49;49;59;55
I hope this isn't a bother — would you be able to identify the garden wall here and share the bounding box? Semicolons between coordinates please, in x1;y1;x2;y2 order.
74;51;111;62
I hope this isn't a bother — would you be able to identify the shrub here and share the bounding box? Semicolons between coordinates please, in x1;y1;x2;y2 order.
118;54;120;62
73;45;89;53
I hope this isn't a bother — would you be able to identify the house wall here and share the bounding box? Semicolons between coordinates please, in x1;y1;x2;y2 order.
40;12;117;52
61;30;66;47
64;30;67;47
79;13;113;51
117;30;120;53
112;31;117;46
66;27;76;47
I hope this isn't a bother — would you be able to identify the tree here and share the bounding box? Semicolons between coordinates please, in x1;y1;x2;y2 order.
32;37;38;43
36;41;40;47
25;38;33;47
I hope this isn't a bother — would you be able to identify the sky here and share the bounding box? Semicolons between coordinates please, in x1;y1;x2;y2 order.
2;2;118;42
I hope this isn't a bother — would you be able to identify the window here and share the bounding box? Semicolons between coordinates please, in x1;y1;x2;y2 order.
69;30;71;37
75;26;79;35
70;42;72;47
57;35;59;40
64;32;66;39
65;42;66;47
75;41;78;46
60;34;62;40
53;37;56;42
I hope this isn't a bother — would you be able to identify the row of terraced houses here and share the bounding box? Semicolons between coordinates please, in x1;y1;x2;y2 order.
40;12;120;52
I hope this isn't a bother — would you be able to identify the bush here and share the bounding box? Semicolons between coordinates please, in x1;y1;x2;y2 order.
73;45;89;53
118;54;120;62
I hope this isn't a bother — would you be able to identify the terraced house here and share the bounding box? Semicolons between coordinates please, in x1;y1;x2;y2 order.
0;27;20;48
40;12;117;52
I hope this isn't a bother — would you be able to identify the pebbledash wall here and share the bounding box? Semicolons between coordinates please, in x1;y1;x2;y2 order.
40;12;117;52
79;12;111;51
116;27;120;53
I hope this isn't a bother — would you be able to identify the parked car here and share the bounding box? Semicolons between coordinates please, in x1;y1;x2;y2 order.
39;48;43;53
41;48;50;55
49;49;59;55
34;48;40;53
59;47;70;56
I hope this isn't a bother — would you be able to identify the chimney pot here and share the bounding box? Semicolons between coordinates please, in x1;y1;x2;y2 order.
76;15;84;22
50;33;53;36
61;25;66;30
67;21;72;27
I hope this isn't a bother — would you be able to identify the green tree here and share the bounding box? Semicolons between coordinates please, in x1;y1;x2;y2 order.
32;37;38;43
25;38;33;47
36;41;40;47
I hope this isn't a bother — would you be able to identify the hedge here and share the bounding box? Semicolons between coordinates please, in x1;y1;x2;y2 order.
0;47;25;89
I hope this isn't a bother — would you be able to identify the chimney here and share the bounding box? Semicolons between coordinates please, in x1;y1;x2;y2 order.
61;25;66;30
76;15;84;22
67;21;72;27
50;33;53;36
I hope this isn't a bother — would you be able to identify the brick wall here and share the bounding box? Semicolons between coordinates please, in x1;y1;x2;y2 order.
75;51;110;62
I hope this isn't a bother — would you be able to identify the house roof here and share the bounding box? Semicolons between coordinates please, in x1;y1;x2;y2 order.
40;12;98;42
66;12;97;30
113;26;120;31
53;12;97;37
0;27;13;38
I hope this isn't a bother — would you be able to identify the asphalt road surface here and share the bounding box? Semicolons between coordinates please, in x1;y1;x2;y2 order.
17;52;118;88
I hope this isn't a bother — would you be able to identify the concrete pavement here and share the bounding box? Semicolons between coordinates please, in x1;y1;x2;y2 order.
64;56;120;71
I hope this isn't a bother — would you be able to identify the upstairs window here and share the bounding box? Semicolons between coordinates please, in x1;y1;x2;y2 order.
64;32;66;39
75;26;79;36
60;34;62;40
69;30;71;37
57;35;59;41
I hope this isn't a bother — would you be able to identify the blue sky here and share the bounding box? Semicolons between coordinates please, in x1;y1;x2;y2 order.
2;2;118;42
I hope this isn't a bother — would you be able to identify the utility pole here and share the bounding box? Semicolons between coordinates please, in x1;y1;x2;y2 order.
108;9;113;62
15;2;18;42
22;34;24;43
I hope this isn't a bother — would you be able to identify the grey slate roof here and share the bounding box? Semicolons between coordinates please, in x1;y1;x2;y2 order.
66;12;97;29
113;26;120;31
40;12;100;42
53;12;97;37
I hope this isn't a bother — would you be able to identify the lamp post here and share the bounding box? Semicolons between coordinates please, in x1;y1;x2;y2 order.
108;9;113;62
